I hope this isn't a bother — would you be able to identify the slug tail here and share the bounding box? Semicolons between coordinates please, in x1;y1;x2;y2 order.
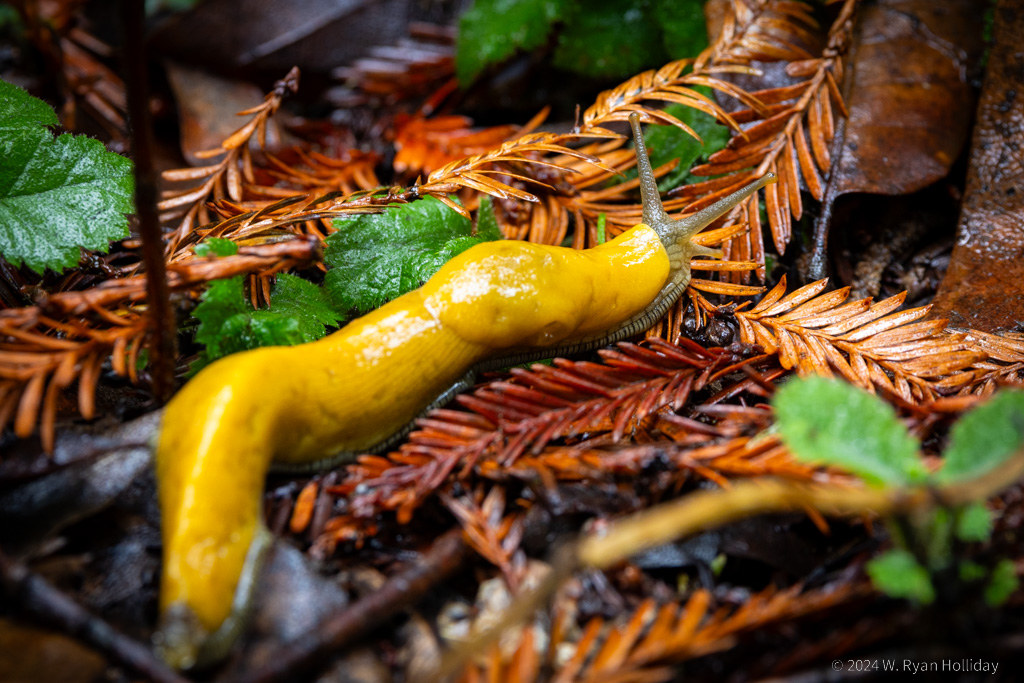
154;526;273;669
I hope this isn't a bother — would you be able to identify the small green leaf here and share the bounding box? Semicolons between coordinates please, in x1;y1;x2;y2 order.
959;560;986;583
939;389;1024;484
866;549;935;604
955;502;993;543
0;78;58;130
0;78;134;274
773;376;927;487
637;101;730;192
193;277;248;354
191;274;342;371
269;273;343;342
596;212;607;245
0;5;23;31
477;195;502;240
324;196;502;317
195;237;239;257
553;0;667;79
456;0;566;85
652;0;708;60
146;0;201;14
985;558;1019;606
922;506;954;571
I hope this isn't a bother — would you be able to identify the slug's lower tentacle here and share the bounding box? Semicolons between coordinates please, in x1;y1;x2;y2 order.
154;113;775;668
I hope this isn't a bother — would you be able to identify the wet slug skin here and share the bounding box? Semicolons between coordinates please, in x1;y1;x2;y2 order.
154;112;776;668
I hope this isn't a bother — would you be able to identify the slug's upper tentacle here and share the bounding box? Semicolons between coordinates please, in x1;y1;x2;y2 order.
628;111;776;264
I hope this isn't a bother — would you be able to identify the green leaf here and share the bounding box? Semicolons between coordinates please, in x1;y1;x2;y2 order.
939;389;1024;484
866;549;935;604
0;78;134;274
638;101;730;192
0;79;58;130
985;558;1019;606
193;277;248;359
324;196;502;317
0;5;23;32
553;0;668;79
922;507;954;571
773;376;927;487
456;0;567;85
652;0;709;60
477;195;502;240
195;237;239;257
269;273;342;342
955;502;993;543
959;560;986;583
192;274;342;371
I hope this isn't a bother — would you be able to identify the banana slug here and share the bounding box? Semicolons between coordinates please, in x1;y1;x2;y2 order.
154;113;775;668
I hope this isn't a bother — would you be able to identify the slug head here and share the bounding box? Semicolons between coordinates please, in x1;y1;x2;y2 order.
628;112;776;264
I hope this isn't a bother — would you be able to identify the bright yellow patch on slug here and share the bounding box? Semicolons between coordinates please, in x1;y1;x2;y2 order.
156;223;671;648
422;224;669;348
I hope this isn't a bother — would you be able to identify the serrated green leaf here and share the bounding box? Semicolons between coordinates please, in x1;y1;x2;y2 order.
0;78;134;274
866;549;935;604
0;78;58;131
955;502;993;543
193;277;249;358
456;0;566;85
191;273;342;371
939;389;1024;484
324;196;502;316
985;558;1019;606
652;0;708;60
195;237;239;257
269;273;342;341
636;100;730;192
773;376;927;487
477;195;502;241
553;0;667;79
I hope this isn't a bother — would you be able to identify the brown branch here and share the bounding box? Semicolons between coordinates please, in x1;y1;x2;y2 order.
0;546;188;683
41;237;322;315
122;0;174;402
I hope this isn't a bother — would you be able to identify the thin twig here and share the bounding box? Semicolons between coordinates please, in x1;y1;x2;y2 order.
0;546;188;683
121;0;175;401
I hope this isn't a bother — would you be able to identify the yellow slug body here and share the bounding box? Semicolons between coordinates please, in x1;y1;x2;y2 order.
154;113;776;668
